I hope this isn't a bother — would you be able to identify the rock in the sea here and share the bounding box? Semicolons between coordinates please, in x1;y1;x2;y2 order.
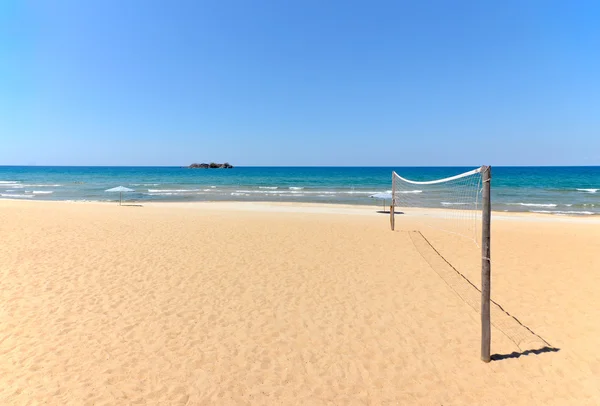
188;162;233;169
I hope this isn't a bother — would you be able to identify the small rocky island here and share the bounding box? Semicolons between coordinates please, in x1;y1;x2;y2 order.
188;162;233;169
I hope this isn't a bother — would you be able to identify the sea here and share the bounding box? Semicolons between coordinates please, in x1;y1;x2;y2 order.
0;166;598;215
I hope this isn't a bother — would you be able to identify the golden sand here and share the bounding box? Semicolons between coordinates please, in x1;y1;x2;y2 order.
0;200;599;404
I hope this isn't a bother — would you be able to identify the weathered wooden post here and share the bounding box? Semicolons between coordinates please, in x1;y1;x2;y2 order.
481;165;492;362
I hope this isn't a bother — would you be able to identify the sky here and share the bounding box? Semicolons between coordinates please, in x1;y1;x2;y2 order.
1;0;599;166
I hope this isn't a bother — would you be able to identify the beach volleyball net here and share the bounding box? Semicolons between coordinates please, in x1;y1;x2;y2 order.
391;167;554;361
391;166;496;362
391;167;484;244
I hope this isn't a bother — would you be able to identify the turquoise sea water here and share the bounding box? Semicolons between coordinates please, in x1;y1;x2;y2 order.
0;166;598;215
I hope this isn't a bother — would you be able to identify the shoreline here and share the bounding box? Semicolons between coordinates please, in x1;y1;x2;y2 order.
2;198;599;223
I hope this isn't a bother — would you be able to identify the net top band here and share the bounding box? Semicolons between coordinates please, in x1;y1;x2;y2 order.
393;166;482;185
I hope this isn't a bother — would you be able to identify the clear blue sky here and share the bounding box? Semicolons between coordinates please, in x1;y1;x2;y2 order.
1;1;599;166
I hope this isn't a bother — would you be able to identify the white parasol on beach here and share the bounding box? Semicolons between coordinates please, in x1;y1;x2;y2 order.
370;192;393;210
105;186;134;205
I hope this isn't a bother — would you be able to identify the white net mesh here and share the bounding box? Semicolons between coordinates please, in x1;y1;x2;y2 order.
392;167;483;245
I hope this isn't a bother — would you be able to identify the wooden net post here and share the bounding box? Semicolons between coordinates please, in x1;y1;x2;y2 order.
390;172;395;231
481;166;492;362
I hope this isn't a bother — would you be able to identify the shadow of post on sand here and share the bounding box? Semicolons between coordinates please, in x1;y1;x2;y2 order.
491;346;560;361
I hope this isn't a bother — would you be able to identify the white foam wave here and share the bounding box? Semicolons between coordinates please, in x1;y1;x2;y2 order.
22;184;62;187
236;189;278;194
235;189;340;195
230;192;249;196
531;210;594;215
289;187;304;190
32;191;54;194
210;186;216;188
145;192;175;196
231;189;395;196
1;194;35;198
148;189;200;193
441;202;471;206
577;188;598;193
398;190;423;194
0;181;20;184
509;203;558;208
131;183;160;186
259;186;278;190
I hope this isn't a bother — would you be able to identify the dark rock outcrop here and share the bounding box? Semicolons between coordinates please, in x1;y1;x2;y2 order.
188;162;233;169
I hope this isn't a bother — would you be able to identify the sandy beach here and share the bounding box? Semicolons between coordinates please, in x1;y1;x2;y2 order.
1;200;599;405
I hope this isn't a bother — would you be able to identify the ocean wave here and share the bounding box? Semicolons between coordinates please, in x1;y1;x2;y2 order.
577;188;598;193
145;192;175;196
131;183;160;186
530;210;595;215
230;192;249;196
32;191;54;194
508;203;558;208
259;186;278;189
441;202;471;206
398;190;423;194
235;189;278;194
231;189;386;196
556;203;595;208
147;189;200;193
1;194;35;198
289;187;304;190
0;181;20;184
235;189;342;195
22;184;62;187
